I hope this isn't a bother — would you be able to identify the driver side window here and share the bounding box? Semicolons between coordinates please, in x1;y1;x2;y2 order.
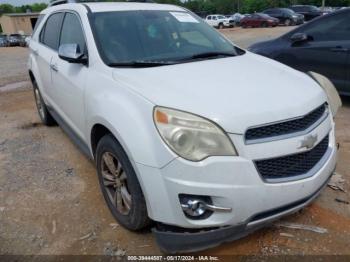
60;12;87;54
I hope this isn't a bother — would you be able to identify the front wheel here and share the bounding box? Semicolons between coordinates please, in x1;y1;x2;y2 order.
96;134;151;231
218;23;224;29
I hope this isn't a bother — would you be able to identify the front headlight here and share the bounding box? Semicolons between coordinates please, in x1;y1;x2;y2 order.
308;71;342;117
153;107;237;161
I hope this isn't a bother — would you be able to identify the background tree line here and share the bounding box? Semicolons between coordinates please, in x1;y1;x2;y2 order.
0;0;349;17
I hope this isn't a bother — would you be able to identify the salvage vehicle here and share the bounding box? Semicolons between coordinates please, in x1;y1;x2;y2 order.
8;34;22;46
240;13;279;28
205;14;232;29
0;34;9;47
249;8;350;96
28;0;340;253
289;5;324;21
263;8;304;26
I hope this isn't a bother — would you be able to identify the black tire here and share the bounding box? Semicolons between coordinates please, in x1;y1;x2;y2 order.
32;80;56;126
96;134;150;231
241;23;247;28
261;22;268;28
218;23;224;29
285;19;291;26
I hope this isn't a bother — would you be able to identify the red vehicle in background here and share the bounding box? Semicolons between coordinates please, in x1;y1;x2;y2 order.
241;13;279;28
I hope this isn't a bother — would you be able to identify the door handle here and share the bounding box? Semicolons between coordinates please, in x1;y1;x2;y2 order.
50;64;58;72
330;46;349;52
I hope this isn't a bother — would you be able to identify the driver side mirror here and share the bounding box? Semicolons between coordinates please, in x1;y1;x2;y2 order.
290;33;309;44
58;44;88;64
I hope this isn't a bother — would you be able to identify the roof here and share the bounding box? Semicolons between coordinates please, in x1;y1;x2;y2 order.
80;2;183;13
2;13;40;17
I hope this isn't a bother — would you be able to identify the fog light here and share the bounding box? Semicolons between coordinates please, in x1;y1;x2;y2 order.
179;194;232;220
179;195;213;219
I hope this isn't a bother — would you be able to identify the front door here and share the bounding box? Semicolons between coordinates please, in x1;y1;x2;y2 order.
51;12;89;139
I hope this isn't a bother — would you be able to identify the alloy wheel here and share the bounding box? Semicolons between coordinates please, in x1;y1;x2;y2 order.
101;152;132;215
34;88;45;120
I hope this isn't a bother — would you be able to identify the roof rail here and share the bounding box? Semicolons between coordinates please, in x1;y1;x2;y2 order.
49;0;77;6
49;0;155;7
49;0;103;6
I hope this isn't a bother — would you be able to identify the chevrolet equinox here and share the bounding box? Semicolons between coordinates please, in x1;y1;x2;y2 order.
28;1;341;253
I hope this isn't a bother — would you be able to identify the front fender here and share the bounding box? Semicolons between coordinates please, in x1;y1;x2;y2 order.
85;72;176;169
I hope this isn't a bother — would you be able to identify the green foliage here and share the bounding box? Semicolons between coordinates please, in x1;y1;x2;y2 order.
0;2;47;15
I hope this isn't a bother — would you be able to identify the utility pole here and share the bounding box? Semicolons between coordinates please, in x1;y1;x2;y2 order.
322;0;326;9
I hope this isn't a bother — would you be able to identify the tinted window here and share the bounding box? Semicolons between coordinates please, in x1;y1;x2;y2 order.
40;13;64;50
60;13;86;53
302;12;350;41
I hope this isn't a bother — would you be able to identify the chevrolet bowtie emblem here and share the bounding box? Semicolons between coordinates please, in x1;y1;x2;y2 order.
298;134;318;150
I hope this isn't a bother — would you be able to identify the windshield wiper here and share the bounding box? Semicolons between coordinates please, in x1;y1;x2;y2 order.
108;60;175;68
180;51;236;61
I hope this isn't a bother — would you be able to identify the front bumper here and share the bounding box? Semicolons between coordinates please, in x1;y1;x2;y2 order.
134;115;336;253
153;171;333;253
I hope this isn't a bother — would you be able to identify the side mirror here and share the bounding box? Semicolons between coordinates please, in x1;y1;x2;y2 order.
290;33;308;44
58;44;87;64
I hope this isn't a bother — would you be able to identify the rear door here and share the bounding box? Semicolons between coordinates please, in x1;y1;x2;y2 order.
279;11;350;94
35;12;64;104
50;11;88;139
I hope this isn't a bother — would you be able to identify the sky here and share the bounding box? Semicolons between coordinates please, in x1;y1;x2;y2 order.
0;0;49;6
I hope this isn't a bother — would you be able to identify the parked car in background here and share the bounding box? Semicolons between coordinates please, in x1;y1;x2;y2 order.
229;13;245;26
240;13;279;28
8;34;22;46
0;34;9;47
19;35;29;47
263;8;304;26
249;8;350;96
289;5;324;21
205;14;232;29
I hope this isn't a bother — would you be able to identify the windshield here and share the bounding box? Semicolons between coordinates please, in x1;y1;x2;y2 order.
91;10;241;66
257;13;272;18
282;8;295;15
310;6;320;12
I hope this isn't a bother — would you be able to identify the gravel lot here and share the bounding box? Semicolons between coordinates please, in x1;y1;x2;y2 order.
0;27;349;256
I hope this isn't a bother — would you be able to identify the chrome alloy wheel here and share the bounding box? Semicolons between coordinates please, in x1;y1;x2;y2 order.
34;88;45;120
101;152;132;215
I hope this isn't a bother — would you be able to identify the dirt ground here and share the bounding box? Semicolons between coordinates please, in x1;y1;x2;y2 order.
0;27;349;256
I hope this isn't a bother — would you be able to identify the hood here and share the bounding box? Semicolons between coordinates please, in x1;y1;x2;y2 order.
112;52;326;134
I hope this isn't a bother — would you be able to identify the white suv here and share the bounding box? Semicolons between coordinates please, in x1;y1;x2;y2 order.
205;14;232;29
28;1;340;253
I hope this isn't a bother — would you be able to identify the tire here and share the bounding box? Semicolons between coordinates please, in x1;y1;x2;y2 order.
32;80;56;126
284;19;291;26
241;23;247;28
261;22;268;28
218;23;224;29
96;134;151;231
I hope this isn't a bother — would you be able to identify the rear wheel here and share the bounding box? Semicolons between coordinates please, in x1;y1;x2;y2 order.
261;22;268;28
284;19;291;26
96;134;151;231
32;80;56;126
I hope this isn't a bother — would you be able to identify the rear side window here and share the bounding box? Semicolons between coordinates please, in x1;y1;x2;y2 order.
302;12;350;41
40;12;64;50
60;13;86;53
